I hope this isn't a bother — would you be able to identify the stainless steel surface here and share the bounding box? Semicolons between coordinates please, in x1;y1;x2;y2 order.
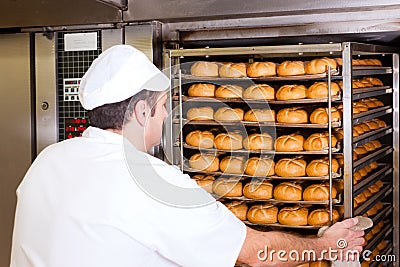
102;28;123;50
392;52;399;266
0;33;32;267
125;24;155;61
96;0;127;10
352;86;392;101
35;33;57;153
0;0;121;28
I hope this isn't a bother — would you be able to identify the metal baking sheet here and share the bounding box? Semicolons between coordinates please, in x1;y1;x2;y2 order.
353;126;392;144
353;106;392;123
351;66;392;76
354;183;393;216
180;70;340;82
175;118;341;128
353;164;392;194
215;195;340;205
182;143;339;155
244;221;323;229
177;95;342;104
353;145;393;169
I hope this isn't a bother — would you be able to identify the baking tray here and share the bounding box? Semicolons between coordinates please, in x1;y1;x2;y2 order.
353;145;393;170
215;195;340;205
244;221;323;229
363;224;393;256
353;126;392;145
182;143;340;155
352;86;392;101
175;118;342;128
353;106;393;124
180;70;340;82
351;66;392;76
176;95;342;104
354;183;393;217
353;164;392;194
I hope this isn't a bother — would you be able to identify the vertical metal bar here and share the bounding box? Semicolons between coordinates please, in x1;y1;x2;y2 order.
392;53;399;266
342;42;354;218
328;66;333;223
179;69;184;171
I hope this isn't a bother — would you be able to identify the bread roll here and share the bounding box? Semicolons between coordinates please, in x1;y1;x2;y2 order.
186;130;214;148
275;158;307;177
214;107;244;121
276;108;308;124
377;240;387;251
278;206;308;226
190;61;219;77
369;161;378;170
275;134;304;152
225;201;248;221
358;79;374;87
305;57;337;74
273;182;303;201
354;146;368;156
192;174;215;193
243;133;273;150
244;157;275;176
359;123;370;132
187;106;214;121
364;120;379;130
354;125;365;135
220;156;245;174
307;208;340;226
362;142;375;152
310;107;341;124
212;178;243;197
366;205;378;217
370;140;382;149
219;62;247;78
243;84;275;100
375;180;383;188
247;62;277;77
215;84;243;98
188;83;216;97
368;184;380;194
306;158;339;176
277;61;306;76
354;102;369;112
306;82;341;99
243;181;273;200
303;183;337;201
189;153;219;172
370;98;384;107
304;132;338;151
247;203;278;224
214;132;243;150
244;109;275;122
362;77;383;86
276;84;307;100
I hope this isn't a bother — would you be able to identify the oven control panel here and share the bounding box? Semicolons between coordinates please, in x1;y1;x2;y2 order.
65;118;89;139
63;78;81;101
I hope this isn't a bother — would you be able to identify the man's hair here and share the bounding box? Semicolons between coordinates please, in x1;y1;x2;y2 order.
88;89;164;130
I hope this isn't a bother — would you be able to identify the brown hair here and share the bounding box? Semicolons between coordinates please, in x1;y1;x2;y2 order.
88;89;164;130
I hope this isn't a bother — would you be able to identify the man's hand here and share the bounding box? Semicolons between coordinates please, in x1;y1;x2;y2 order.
319;217;365;261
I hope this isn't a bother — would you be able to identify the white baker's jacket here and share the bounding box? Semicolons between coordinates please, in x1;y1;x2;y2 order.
11;127;246;267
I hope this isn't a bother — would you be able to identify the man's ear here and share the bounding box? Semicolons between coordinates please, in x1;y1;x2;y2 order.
133;100;149;127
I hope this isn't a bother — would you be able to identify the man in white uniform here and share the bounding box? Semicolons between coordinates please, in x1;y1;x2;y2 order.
11;45;364;267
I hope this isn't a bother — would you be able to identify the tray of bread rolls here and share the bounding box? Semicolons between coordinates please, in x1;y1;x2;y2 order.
363;223;393;260
353;163;392;193
354;183;392;216
353;145;393;170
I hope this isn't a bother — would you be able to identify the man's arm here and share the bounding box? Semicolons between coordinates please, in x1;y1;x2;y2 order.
237;217;364;267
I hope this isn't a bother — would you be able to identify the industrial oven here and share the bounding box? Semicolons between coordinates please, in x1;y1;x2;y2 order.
163;42;399;266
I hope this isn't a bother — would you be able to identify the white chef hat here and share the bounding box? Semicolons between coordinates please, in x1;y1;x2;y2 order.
79;45;170;110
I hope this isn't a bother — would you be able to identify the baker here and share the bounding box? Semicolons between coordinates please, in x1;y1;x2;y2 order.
11;45;364;267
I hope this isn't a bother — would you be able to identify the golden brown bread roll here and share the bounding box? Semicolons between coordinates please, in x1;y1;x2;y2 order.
243;133;273;150
277;61;306;76
225;201;248;221
212;178;243;197
370;98;384;107
190;61;219;77
375;202;384;211
219;156;245;174
309;261;331;267
307;208;340;226
377;240;387;251
375;180;383;188
276;84;307;100
369;161;378;170
354;171;362;182
187;106;214;121
305;57;337;75
243;180;273;200
275;158;307;177
370;140;382;149
247;62;277;77
273;182;303;201
362;77;384;86
364;120;379;130
354;146;368;156
185;130;214;148
243;84;275;100
244;157;275;176
275;134;304;152
354;193;367;208
306;157;339;176
354;125;365;135
218;62;247;78
214;107;244;121
310;107;341;124
306;81;341;99
304;132;338;151
354;101;369;112
215;84;243;98
366;205;377;217
244;109;275;122
359;123;371;132
247;203;279;224
188;83;216;97
214;132;243;150
363;142;376;152
303;183;337;201
189;153;219;172
363;189;373;199
276;108;308;124
192;175;215;193
358;79;374;88
368;184;380;194
358;168;368;178
278;206;308;226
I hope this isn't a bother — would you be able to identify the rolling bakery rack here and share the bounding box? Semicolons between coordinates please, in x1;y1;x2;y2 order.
163;42;399;267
